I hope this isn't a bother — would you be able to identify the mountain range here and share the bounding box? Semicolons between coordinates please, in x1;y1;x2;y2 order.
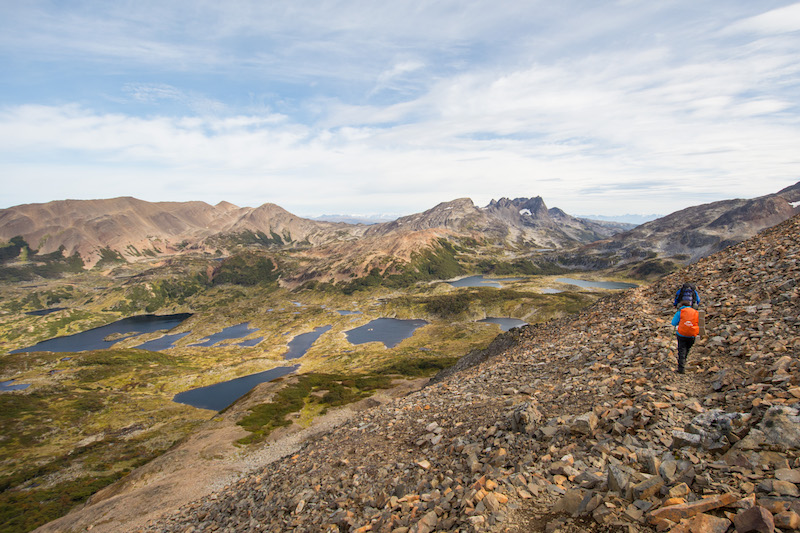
1;182;798;282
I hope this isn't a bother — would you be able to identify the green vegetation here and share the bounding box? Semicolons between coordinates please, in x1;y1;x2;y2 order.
95;247;126;268
235;372;395;444
0;237;28;264
0;422;174;533
628;258;679;279
476;258;568;276
378;355;461;377
236;357;459;445
342;240;465;294
1;464;127;533
2;286;75;313
211;252;280;287
110;275;210;313
235;230;286;246
0;238;84;281
0;348;207;533
395;287;592;319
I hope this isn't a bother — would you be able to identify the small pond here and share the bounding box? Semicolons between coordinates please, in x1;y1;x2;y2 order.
133;332;192;351
283;325;332;360
173;365;299;411
336;310;362;316
26;308;67;316
11;313;193;354
0;380;31;392
345;318;428;348
237;337;264;347
447;275;525;289
555;278;638;290
190;323;259;347
478;317;527;332
173;323;332;410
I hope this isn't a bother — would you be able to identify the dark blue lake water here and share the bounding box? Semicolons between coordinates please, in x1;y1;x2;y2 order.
238;337;264;347
0;380;30;392
283;325;332;359
447;275;525;289
133;332;192;351
173;365;299;411
10;313;193;354
173;324;333;410
447;275;524;289
345;318;428;348
190;323;259;347
556;278;638;290
479;317;527;331
26;308;67;316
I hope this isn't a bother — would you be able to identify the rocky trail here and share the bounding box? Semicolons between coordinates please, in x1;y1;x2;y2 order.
56;214;800;532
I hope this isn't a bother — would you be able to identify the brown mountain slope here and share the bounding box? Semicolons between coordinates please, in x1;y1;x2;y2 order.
128;214;800;533
0;195;626;277
3;185;796;277
0;197;358;267
367;197;621;249
578;181;800;264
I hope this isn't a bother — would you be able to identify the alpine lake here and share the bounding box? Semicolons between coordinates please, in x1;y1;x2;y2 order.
0;265;638;532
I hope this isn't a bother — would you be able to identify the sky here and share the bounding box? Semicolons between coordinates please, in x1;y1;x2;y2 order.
1;1;799;219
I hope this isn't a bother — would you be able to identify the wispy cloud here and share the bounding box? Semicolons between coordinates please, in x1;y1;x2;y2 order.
725;2;800;34
0;1;799;216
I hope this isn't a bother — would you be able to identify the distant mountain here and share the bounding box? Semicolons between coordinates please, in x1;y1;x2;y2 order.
2;184;797;281
0;195;620;272
367;196;626;249
574;181;800;266
577;213;660;225
308;214;400;225
0;197;361;267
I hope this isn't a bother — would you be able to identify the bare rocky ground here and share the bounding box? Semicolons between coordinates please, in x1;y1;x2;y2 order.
44;214;800;532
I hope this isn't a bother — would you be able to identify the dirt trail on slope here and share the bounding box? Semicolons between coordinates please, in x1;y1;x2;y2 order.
34;377;428;533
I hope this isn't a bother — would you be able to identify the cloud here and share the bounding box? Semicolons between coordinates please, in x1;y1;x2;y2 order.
725;2;800;34
1;2;799;216
370;60;427;97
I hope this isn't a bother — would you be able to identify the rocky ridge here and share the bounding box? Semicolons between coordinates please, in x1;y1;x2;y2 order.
140;214;800;532
579;181;800;264
368;197;622;249
0;195;621;275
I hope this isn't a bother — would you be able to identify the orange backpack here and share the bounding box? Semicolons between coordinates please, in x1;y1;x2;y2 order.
677;307;700;337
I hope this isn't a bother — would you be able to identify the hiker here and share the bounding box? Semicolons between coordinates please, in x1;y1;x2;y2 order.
673;283;700;309
672;300;699;374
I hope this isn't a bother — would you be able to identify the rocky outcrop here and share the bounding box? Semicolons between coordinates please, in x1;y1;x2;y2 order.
140;213;800;532
367;196;626;250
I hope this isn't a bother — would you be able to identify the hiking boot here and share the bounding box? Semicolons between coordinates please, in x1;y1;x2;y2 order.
678;367;685;374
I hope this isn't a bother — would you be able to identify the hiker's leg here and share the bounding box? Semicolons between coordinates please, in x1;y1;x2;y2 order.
677;336;688;373
684;336;695;367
